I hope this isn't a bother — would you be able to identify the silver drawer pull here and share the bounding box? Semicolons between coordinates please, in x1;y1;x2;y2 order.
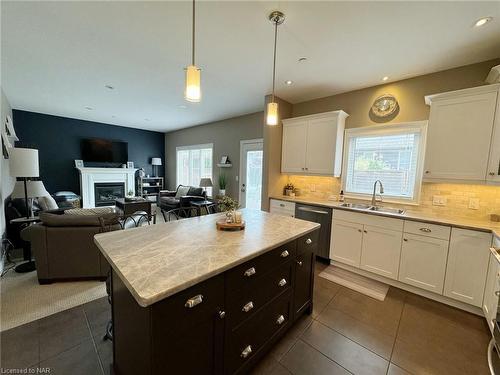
244;267;256;277
242;301;254;312
276;315;285;325
305;238;312;245
278;278;287;287
495;291;500;297
280;203;285;207
218;310;226;319
241;345;252;358
280;250;289;258
419;228;432;233
297;260;303;266
185;294;203;308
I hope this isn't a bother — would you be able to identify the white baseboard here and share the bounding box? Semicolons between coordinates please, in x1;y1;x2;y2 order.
331;260;484;317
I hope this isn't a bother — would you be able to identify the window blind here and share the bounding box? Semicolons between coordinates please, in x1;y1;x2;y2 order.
176;144;213;195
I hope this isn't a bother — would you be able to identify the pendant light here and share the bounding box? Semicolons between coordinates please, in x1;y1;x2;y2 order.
266;11;285;126
185;0;201;102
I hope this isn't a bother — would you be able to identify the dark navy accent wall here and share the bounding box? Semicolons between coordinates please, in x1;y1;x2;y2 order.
12;110;165;194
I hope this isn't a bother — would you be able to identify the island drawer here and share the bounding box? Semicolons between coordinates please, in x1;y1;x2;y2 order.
152;274;224;336
297;231;319;255
226;241;297;290
226;261;292;328
225;290;292;374
404;220;451;240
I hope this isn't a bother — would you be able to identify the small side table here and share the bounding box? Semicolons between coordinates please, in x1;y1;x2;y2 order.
10;216;41;273
190;200;216;216
115;198;153;227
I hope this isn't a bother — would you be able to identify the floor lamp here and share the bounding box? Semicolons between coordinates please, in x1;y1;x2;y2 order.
10;148;40;218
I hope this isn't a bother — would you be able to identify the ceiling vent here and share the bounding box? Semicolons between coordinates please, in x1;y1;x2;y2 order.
486;65;500;84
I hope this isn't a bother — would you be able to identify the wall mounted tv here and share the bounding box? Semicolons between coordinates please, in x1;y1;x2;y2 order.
81;138;128;163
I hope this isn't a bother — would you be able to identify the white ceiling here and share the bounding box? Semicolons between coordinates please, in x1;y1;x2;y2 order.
2;1;500;132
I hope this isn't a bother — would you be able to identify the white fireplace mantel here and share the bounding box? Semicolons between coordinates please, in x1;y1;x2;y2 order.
77;167;137;208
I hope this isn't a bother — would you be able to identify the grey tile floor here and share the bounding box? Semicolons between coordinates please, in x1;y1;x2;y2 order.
0;261;492;375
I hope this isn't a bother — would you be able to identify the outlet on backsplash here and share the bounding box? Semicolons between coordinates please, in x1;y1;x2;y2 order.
468;198;480;210
432;195;447;206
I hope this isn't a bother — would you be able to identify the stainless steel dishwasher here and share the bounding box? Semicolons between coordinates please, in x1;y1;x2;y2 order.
295;203;332;260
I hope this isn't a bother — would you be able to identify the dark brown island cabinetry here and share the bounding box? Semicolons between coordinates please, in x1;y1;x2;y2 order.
111;229;319;375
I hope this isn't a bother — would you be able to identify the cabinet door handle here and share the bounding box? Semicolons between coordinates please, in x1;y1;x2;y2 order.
218;310;226;319
241;345;252;358
363;230;367;233
419;228;432;233
244;267;256;277
280;203;285;207
358;229;362;233
305;167;309;170
242;301;254;312
489;172;495;176
403;238;408;242
305;238;312;245
495;291;500;297
297;260;303;266
276;315;285;325
278;278;287;287
425;170;430;174
280;250;289;258
185;294;203;308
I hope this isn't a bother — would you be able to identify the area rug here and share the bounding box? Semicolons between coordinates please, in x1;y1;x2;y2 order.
0;270;106;331
319;265;389;301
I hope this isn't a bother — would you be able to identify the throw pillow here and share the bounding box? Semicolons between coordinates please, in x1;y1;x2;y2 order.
175;185;191;198
38;195;59;211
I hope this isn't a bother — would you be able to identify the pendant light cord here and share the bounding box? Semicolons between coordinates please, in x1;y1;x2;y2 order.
271;20;278;102
192;0;196;66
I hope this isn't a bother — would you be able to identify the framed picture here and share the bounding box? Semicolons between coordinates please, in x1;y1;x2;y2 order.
220;156;228;164
4;115;18;142
127;161;134;168
74;159;84;168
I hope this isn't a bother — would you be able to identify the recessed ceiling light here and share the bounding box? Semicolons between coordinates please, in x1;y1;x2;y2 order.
298;57;307;62
474;17;493;27
285;80;293;85
382;76;389;81
85;106;93;110
144;118;151;121
105;84;115;90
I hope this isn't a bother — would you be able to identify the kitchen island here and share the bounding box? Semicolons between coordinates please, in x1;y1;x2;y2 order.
94;209;320;375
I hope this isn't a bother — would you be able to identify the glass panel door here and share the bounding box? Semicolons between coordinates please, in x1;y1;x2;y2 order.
240;140;263;209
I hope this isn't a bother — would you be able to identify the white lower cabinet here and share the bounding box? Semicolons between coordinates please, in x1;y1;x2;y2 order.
483;253;500;333
398;233;449;294
360;225;402;280
330;219;363;267
444;228;492;307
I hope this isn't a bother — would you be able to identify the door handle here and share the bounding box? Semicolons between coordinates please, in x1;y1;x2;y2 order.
241;184;246;193
297;207;329;215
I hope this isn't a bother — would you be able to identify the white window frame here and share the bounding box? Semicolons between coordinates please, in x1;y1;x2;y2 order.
341;121;428;205
176;143;214;193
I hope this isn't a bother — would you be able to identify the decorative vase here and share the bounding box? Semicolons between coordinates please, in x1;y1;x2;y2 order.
219;189;226;196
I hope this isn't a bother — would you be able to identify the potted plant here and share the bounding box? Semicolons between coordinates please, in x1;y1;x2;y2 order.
218;173;227;196
218;195;239;223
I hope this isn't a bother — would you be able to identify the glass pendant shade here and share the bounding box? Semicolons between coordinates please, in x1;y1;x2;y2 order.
185;65;201;102
266;101;278;126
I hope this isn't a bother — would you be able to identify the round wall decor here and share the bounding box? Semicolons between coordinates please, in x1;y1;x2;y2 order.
371;94;399;118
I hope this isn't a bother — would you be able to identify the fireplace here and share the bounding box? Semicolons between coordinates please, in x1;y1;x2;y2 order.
94;183;125;207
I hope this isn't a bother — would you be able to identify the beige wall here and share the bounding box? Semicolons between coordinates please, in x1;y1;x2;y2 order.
275;58;500;220
164;112;263;199
293;58;500;128
1;86;14;237
261;96;292;211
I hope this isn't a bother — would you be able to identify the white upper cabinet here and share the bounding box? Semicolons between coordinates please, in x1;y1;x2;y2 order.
281;111;348;176
424;84;500;183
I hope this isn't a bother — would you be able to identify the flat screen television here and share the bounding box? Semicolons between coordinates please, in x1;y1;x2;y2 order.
81;138;128;163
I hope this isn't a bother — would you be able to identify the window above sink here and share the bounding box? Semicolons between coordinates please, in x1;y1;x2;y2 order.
342;121;427;205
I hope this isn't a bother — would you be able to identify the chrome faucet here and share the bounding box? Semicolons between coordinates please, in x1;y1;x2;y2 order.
371;180;384;207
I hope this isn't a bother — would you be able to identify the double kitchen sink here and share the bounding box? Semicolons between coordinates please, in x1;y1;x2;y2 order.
339;203;406;215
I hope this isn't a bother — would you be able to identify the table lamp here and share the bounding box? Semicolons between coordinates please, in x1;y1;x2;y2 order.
199;178;213;196
151;157;162;177
11;180;50;218
9;148;40;219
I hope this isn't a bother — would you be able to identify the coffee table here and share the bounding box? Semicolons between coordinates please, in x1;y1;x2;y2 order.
115;198;154;227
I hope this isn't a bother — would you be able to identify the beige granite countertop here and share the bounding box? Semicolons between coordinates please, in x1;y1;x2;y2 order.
270;195;500;238
94;209;319;307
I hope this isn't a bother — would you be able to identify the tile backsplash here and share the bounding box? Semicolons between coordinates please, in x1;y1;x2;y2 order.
284;175;500;221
